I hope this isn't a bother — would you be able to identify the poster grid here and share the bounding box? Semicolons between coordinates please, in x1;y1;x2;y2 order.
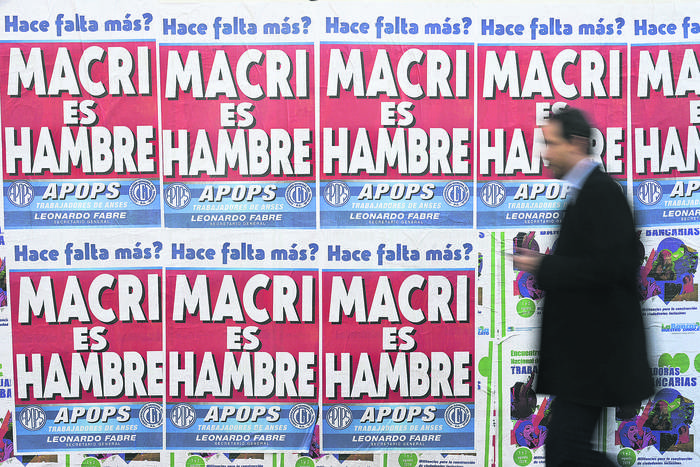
1;1;700;466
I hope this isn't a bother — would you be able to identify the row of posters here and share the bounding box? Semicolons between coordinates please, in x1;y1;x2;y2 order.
4;39;700;229
2;227;699;466
0;0;700;466
2;230;481;459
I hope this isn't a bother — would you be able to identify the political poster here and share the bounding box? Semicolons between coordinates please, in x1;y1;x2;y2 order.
607;328;700;466
165;267;319;451
632;43;700;227
317;3;475;229
0;37;160;229
476;43;627;228
321;267;475;451
11;266;164;453
160;38;315;229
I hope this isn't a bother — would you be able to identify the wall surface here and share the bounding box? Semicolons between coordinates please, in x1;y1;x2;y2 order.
0;1;697;466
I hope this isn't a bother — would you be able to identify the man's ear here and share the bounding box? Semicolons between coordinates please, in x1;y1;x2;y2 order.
570;135;589;154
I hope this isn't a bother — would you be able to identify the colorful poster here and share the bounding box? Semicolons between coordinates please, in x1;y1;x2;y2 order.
476;44;628;228
499;332;546;467
639;229;700;322
160;42;316;229
608;328;700;466
165;268;319;451
0;40;160;229
319;42;474;228
11;267;164;453
0;253;12;464
507;230;557;333
322;268;475;451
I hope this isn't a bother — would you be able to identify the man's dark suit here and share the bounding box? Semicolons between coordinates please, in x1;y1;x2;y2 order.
535;167;654;465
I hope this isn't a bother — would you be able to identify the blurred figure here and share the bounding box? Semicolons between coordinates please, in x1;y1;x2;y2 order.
513;107;654;467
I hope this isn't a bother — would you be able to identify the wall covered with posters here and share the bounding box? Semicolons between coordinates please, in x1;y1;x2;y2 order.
0;0;698;466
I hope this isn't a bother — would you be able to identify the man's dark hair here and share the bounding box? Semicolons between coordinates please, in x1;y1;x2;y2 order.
549;107;592;144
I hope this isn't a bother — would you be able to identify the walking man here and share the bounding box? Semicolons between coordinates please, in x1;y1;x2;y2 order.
513;107;654;466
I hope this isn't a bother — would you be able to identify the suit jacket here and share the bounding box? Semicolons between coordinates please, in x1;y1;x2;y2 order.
535;167;654;406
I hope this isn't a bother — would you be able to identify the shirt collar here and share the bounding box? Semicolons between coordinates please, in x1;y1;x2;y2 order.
562;157;599;191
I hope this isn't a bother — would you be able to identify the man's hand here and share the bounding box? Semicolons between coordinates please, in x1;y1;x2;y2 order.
513;247;544;275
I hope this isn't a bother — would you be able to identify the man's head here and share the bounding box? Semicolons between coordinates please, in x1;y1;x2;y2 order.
542;107;592;179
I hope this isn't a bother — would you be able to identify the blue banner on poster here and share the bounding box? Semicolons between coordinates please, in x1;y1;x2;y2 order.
4;179;160;229
476;180;569;228
634;179;700;227
164;181;315;228
165;403;316;451
15;402;163;453
322;403;474;452
320;180;473;228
